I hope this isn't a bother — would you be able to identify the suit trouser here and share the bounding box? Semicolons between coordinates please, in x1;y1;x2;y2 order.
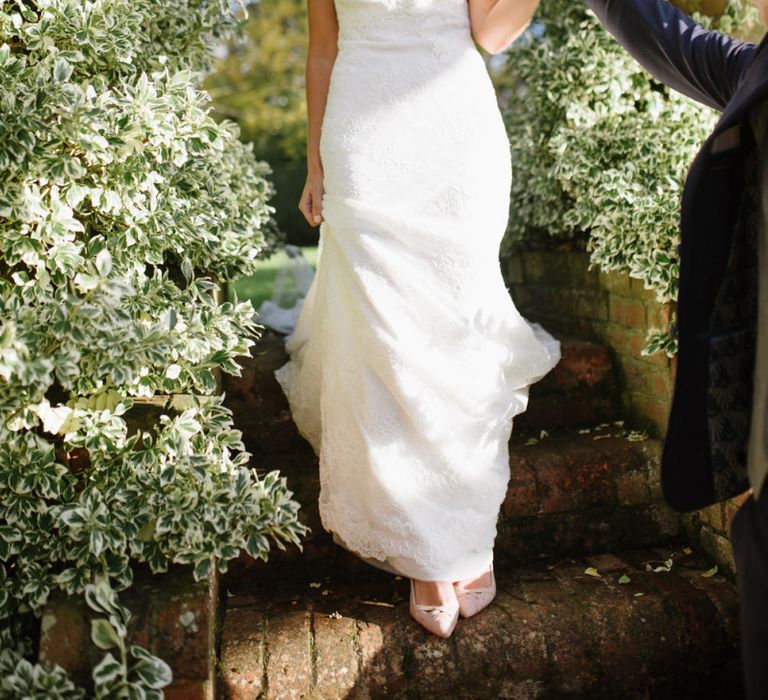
731;485;768;699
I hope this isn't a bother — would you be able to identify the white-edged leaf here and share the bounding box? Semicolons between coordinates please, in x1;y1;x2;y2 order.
132;656;172;688
91;618;122;650
96;248;113;277
54;57;73;82
93;652;123;685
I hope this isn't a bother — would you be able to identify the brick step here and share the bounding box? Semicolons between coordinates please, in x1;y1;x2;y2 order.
219;548;740;699
236;424;682;584
222;333;619;459
516;337;617;429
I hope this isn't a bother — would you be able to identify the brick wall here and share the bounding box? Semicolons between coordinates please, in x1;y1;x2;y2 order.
502;244;745;574
504;245;675;438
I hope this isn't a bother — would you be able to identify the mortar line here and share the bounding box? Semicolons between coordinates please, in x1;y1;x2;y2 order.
259;611;269;699
308;600;319;689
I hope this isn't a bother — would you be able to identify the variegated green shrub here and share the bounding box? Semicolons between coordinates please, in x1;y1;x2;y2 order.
500;0;755;356
0;0;305;696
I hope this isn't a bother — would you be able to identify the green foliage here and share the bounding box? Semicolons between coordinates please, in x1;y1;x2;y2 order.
500;0;755;355
0;0;306;695
205;0;307;164
205;0;317;244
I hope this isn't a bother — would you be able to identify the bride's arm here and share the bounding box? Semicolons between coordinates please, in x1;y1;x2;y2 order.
468;0;540;55
300;0;338;228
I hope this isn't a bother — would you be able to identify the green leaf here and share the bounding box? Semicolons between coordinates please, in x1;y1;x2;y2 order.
93;652;124;685
54;58;73;83
193;557;212;581
91;619;123;651
96;249;113;277
131;656;172;689
245;533;269;560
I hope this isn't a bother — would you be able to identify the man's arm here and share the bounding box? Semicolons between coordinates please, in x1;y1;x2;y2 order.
585;0;757;111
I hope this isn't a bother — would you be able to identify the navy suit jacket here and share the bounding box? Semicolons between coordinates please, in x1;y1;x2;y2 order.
584;0;768;511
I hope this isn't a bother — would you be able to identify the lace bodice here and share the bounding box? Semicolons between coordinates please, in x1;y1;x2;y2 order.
334;0;473;56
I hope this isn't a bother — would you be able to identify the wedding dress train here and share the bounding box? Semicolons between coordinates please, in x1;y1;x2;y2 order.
275;0;561;581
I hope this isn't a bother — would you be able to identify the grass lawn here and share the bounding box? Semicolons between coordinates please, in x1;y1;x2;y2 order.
228;245;318;311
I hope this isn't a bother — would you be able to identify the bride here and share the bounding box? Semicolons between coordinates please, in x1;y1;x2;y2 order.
275;0;560;639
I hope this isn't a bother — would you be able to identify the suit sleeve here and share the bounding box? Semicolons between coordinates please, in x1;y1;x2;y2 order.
584;0;757;111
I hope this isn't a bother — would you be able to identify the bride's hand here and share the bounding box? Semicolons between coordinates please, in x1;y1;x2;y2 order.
299;168;325;227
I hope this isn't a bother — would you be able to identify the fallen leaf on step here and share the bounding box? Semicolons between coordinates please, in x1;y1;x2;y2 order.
546;558;575;570
618;574;631;584
361;600;395;607
644;558;673;573
584;567;601;578
702;566;718;578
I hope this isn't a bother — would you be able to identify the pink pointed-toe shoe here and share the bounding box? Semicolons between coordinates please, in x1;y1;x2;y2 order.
409;579;460;638
453;563;496;618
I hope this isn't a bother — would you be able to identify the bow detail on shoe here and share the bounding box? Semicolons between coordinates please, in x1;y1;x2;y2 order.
453;564;496;618
409;580;460;638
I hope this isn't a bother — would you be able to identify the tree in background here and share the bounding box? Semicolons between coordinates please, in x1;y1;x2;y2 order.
499;0;758;356
0;0;305;695
206;0;314;245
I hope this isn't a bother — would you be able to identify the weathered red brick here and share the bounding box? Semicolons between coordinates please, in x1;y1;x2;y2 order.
356;600;409;697
598;269;631;295
601;322;630;354
163;681;209;700
503;452;540;519
265;608;313;697
583;552;627;572
626;393;670;437
646;301;675;330
535;339;613;393
521;576;601;693
219;606;265;700
453;587;547;695
611;297;647;329
152;585;212;682
39;600;96;689
616;470;652;506
313;611;359;697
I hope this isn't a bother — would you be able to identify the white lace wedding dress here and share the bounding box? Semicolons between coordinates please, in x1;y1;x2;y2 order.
274;0;561;581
